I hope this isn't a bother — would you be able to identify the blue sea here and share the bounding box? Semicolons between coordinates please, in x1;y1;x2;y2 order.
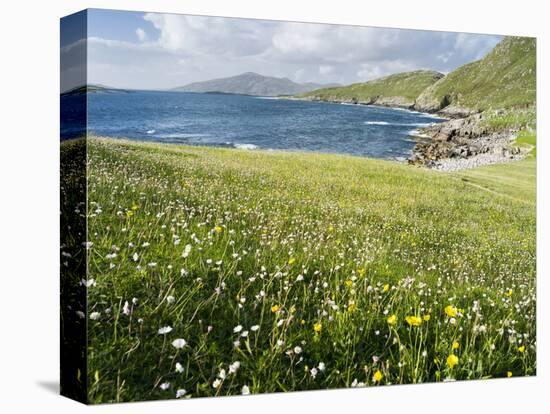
61;90;445;159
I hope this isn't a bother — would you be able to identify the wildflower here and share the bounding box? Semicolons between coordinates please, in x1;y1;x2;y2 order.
171;338;187;349
159;382;170;390
132;297;138;305
345;279;353;287
241;385;250;395
405;316;422;327
507;371;513;378
372;370;383;383
250;325;260;332
387;314;397;325
452;341;460;350
288;257;296;265
166;295;176;304
447;354;459;369
294;346;303;354
318;362;326;371
271;304;280;313
182;244;192;258
313;322;322;333
518;345;525;353
229;361;241;374
175;362;184;373
310;367;318;379
122;301;131;316
132;253;139;262
347;303;356;312
445;305;458;318
176;389;187;398
383;284;390;293
506;289;513;297
212;379;222;389
423;314;431;321
89;312;101;320
233;325;243;333
214;226;222;234
158;326;173;335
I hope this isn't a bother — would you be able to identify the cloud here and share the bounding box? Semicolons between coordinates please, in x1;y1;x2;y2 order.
136;28;147;42
85;12;502;89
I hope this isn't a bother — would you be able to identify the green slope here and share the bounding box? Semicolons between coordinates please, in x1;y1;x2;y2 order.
301;70;444;107
415;36;536;113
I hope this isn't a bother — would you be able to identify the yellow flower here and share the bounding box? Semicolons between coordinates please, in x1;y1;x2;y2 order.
131;203;139;210
271;304;280;313
445;305;458;318
506;289;513;297
313;323;322;333
507;371;513;378
289;305;296;314
345;279;354;287
357;267;365;277
372;370;383;383
423;314;431;321
214;226;223;234
383;284;390;293
452;341;460;350
347;303;357;313
446;354;459;369
387;314;397;325
288;257;296;265
328;225;334;232
405;315;422;327
125;210;134;218
518;345;525;353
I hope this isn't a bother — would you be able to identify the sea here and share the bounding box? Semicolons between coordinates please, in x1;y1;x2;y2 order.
61;90;445;159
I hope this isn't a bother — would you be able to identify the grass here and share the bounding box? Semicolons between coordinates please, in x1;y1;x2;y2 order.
80;137;536;403
416;37;536;112
301;70;443;103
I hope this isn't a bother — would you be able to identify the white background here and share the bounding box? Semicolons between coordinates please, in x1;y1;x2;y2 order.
0;0;547;412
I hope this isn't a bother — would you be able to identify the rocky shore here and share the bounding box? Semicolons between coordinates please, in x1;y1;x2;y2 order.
408;112;529;171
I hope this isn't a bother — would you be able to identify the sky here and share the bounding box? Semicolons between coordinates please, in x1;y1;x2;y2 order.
61;9;503;92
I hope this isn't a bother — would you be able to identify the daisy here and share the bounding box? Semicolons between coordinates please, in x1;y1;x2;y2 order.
158;326;173;335
175;389;187;398
171;338;187;349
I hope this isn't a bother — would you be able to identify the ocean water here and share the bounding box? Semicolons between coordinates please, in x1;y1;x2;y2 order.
62;90;446;159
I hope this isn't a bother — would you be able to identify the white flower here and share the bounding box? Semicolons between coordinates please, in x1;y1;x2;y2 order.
175;389;187;398
233;325;243;333
159;382;170;390
142;242;150;248
132;297;138;305
82;279;96;287
148;262;157;267
296;275;304;282
182;244;192;258
293;346;302;354
241;385;250;395
132;253;139;262
218;369;227;380
76;310;85;319
122;301;131;315
206;259;213;265
89;312;101;320
175;362;184;373
172;338;187;349
158;326;173;335
167;295;176;304
449;317;457;325
310;367;318;378
318;362;326;371
229;361;241;374
276;339;285;347
251;325;260;332
212;378;222;389
241;330;249;338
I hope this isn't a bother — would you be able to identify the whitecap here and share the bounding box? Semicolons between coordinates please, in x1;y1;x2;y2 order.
234;143;258;150
146;129;156;134
365;121;390;125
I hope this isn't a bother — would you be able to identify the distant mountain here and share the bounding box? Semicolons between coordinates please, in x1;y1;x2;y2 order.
172;72;340;96
61;84;130;96
414;36;536;115
300;70;444;109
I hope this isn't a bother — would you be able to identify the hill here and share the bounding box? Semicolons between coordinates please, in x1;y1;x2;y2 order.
173;72;340;96
300;70;444;108
415;36;536;115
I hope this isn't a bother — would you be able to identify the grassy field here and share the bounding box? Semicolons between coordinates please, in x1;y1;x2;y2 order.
84;137;536;403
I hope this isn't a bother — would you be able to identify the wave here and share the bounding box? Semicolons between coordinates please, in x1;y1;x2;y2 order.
233;143;259;150
155;133;210;139
365;121;435;127
146;129;156;134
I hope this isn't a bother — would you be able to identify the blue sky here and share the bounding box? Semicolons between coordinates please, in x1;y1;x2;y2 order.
61;9;503;91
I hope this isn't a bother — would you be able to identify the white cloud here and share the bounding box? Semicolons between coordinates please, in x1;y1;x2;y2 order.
136;28;147;42
84;13;502;89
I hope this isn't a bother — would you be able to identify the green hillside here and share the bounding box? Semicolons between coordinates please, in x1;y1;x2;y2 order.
415;36;536;113
301;70;444;107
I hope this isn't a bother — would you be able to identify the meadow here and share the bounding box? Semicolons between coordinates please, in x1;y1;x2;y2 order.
82;137;536;403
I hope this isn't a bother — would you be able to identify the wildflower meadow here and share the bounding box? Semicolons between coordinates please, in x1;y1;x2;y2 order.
74;137;535;403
